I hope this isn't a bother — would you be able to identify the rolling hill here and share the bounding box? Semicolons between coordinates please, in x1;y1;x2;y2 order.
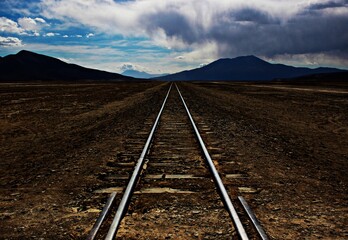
157;56;347;81
0;50;132;81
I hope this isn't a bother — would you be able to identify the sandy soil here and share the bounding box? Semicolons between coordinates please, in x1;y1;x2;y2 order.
0;81;347;239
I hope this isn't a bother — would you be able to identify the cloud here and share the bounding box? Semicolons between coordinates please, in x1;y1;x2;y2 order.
34;17;46;23
86;33;94;38
0;17;24;34
120;63;136;71
0;0;41;17
1;0;345;70
266;52;348;69
57;57;73;63
44;32;59;37
38;0;348;67
18;17;39;31
233;7;279;25
118;63;153;73
175;56;184;60
0;16;47;36
0;36;23;47
9;41;202;73
306;0;348;10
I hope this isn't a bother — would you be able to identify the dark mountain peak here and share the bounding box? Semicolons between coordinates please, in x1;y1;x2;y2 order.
238;55;269;63
15;50;45;59
217;55;267;64
235;55;261;60
0;50;132;81
206;56;269;70
17;49;33;55
158;55;346;81
14;50;59;62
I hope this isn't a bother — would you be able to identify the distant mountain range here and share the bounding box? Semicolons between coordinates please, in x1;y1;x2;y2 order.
0;50;132;81
0;51;346;82
157;56;347;81
122;69;168;79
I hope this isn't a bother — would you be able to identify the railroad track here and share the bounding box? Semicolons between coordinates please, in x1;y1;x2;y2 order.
87;83;268;239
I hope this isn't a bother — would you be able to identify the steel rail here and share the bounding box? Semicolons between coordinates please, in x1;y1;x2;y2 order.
238;196;269;240
105;83;172;240
87;192;117;240
175;84;249;240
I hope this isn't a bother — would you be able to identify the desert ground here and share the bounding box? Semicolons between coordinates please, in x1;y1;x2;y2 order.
0;81;347;239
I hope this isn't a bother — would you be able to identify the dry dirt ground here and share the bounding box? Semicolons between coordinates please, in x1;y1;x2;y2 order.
0;81;347;239
0;81;167;239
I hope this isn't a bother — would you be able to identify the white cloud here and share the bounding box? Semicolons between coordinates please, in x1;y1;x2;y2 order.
58;57;73;63
18;17;48;33
63;34;69;38
44;32;54;37
0;36;23;47
34;17;46;23
86;33;94;38
0;17;47;36
75;34;82;38
178;41;219;62
120;63;137;71
18;17;37;31
118;63;155;74
44;32;59;37
0;17;24;34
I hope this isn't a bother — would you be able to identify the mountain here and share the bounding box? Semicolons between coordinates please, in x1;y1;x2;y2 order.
122;69;167;79
157;56;347;81
0;50;132;81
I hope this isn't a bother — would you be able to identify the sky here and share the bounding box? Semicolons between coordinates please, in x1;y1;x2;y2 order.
0;0;348;74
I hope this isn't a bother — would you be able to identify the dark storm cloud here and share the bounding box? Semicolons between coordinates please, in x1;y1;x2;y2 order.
211;9;348;57
233;8;279;25
141;3;348;59
143;11;199;44
307;0;348;10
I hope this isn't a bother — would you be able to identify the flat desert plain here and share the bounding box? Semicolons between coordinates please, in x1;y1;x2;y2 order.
0;81;347;239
